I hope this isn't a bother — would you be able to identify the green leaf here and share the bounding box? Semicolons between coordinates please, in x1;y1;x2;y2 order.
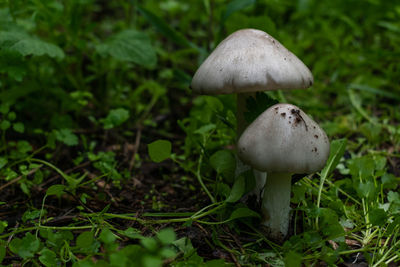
96;29;156;68
140;237;158;252
9;233;40;259
99;228;117;244
381;173;397;190
46;184;66;197
0;241;5;263
244;92;278;124
0;157;8;169
320;139;347;177
156;228;176;245
228;207;260;221
13;122;24;133
369;208;387;226
100;108;130;129
0;120;11;130
54;129;79;146
209;150;236;183
39;248;57;267
284;251;302;267
349;156;375;181
137;6;197;50
148;140;172;163
226;174;245;203
11;38;64;59
222;0;257;23
76;231;94;249
355;180;376;200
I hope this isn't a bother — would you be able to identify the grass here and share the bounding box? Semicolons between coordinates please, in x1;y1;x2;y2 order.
0;0;399;266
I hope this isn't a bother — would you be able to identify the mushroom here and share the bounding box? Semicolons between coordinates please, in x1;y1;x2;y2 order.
191;29;314;201
237;103;330;242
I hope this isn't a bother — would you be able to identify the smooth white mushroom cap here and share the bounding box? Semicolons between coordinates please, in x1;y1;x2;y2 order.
238;103;330;173
191;29;313;95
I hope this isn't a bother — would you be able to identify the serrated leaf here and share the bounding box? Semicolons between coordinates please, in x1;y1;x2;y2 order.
11;38;64;59
96;29;156;68
54;128;78;146
226;174;245;203
148;140;172;163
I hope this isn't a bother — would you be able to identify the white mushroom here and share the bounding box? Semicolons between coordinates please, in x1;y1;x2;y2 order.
191;29;314;201
238;103;330;242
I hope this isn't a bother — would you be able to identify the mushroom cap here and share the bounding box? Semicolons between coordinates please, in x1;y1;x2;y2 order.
191;29;313;95
238;103;330;173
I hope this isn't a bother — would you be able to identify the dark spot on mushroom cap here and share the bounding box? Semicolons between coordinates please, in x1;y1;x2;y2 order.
315;147;317;152
313;126;316;129
289;116;292;119
295;117;301;123
314;135;319;139
281;112;286;117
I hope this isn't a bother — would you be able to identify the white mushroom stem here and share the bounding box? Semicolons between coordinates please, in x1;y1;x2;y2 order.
261;172;292;241
236;92;267;202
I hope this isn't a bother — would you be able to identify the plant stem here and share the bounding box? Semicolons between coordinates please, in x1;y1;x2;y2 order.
261;172;292;242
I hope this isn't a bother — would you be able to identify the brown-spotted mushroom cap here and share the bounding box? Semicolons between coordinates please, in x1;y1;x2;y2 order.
238;103;330;173
191;29;313;95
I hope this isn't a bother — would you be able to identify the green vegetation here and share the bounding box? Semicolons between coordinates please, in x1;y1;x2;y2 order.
0;0;399;266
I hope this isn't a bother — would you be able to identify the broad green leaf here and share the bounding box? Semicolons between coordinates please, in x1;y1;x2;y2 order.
209;150;236;183
39;248;57;267
349;156;375;181
54;129;79;146
11;38;64;59
140;237;158;252
228;207;260;221
368;208;387;226
99;228;117;244
13;122;24;133
46;184;66;197
222;0;256;23
381;173;397;190
226;174;245;203
76;231;94;249
355;180;376;200
0;157;7;169
9;233;40;259
96;29;156;68
284;251;302;267
148;140;172;163
156;228;176;245
100;108;130;129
